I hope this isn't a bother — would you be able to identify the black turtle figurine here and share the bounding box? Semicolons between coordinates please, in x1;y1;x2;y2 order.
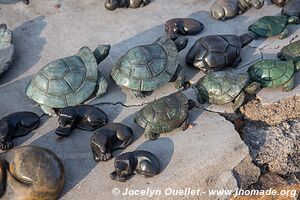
55;105;108;137
110;150;160;182
0;112;40;150
165;18;204;40
90;123;133;162
185;33;255;73
105;0;150;11
0;0;29;5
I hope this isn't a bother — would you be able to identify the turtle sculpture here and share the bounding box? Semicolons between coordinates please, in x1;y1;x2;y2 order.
271;0;289;7
248;59;300;91
26;45;110;116
211;0;264;21
185;33;255;73
195;71;260;111
134;92;195;140
248;15;300;39
110;150;160;182
111;36;188;98
0;112;40;150
165;18;204;40
105;0;150;11
0;145;64;200
278;40;300;62
0;24;14;76
0;0;29;5
282;0;300;19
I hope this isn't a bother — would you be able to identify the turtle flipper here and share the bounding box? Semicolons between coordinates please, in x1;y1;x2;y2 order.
279;28;289;39
172;65;185;89
144;128;160;140
245;82;261;94
96;72;108;97
180;116;193;131
131;90;146;98
40;105;57;116
232;91;246;111
283;76;295;92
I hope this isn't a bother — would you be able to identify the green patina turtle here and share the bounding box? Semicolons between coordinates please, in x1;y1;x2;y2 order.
278;40;300;62
26;45;110;116
248;59;300;91
249;15;300;39
134;92;195;140
111;36;188;98
195;71;260;111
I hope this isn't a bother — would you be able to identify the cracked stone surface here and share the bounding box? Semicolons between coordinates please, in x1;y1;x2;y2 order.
0;0;300;199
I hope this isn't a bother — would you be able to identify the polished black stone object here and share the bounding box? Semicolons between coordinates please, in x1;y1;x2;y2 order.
165;18;204;40
105;0;150;11
0;112;40;150
110;150;160;182
55;105;108;137
90;123;133;161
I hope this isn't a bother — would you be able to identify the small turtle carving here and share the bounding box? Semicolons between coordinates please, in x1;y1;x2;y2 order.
185;33;255;72
0;24;14;76
26;45;110;116
111;36;188;98
110;150;160;182
134;92;195;140
55;105;108;137
0;146;64;200
278;40;300;62
249;15;300;39
90;123;133;162
195;71;260;111
248;59;300;91
165;18;204;40
0;112;40;150
105;0;150;11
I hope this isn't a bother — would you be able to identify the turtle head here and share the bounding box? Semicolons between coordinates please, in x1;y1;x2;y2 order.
239;32;256;47
93;45;110;65
174;37;188;52
288;16;300;25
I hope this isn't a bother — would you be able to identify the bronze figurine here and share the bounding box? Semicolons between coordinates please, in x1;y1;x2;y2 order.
90;123;133;162
271;0;289;7
211;0;239;21
105;0;150;11
238;0;264;14
0;112;40;150
165;18;204;40
0;145;64;200
110;150;160;182
56;105;108;137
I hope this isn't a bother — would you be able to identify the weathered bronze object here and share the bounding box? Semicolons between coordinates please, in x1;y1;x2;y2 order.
282;0;300;19
195;71;260;111
105;0;150;11
135;92;195;140
211;0;239;21
0;24;14;76
110;150;160;182
0;0;29;5
55;105;108;137
271;0;289;7
111;36;188;98
185;33;254;73
248;59;300;91
238;0;264;14
90;123;133;162
249;15;299;39
278;40;300;62
26;45;110;116
0;145;64;199
0;112;40;150
165;18;204;40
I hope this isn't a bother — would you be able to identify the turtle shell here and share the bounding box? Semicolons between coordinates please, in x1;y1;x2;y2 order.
249;15;288;37
185;35;242;71
248;60;295;88
279;40;300;62
134;92;189;133
0;24;14;75
26;47;99;108
111;36;178;91
195;71;249;104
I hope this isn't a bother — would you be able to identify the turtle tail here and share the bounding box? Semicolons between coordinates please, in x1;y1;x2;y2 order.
240;32;256;47
93;45;111;65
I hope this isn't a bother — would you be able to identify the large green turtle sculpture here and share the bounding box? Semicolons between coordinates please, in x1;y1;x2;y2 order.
134;92;195;140
278;40;300;62
111;36;188;98
195;71;260;111
248;59;300;91
249;15;299;39
26;45;110;116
